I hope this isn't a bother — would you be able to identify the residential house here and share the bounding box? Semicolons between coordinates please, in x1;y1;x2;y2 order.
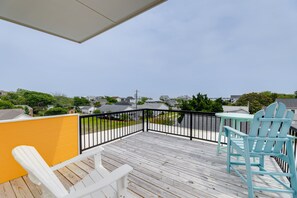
276;99;297;113
99;104;133;113
16;105;34;116
97;98;108;106
276;99;297;127
136;102;169;116
223;106;249;114
124;96;135;104
112;96;122;102
86;96;96;102
230;95;241;103
0;90;7;96
160;95;170;101
166;99;178;107
177;95;191;101
0;109;31;121
79;106;96;114
115;101;132;106
136;102;169;110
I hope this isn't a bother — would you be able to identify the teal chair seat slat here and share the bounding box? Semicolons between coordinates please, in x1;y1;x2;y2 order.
225;102;297;198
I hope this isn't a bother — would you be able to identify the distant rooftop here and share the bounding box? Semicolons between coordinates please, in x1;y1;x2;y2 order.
137;102;168;110
99;104;132;113
276;99;297;109
0;109;31;121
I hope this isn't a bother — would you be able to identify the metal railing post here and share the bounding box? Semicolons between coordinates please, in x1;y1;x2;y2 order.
190;112;193;140
146;109;149;132
79;115;82;154
142;109;145;131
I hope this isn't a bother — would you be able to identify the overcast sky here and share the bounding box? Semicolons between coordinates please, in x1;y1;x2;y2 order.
1;0;297;99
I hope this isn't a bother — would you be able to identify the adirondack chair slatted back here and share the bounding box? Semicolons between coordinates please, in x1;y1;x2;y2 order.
12;146;69;197
248;102;294;154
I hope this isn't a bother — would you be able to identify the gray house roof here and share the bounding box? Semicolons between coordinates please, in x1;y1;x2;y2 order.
136;103;169;110
166;99;178;107
115;101;132;106
97;98;108;105
0;109;31;121
99;105;132;113
79;106;93;111
276;99;297;109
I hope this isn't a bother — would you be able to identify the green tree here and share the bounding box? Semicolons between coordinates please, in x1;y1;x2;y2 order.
0;92;26;105
73;97;90;107
93;102;101;107
178;93;223;123
53;95;74;108
22;90;55;114
235;93;265;113
24;106;30;115
234;92;282;113
212;98;224;112
93;109;101;114
105;96;117;104
44;107;68;116
180;93;222;112
0;100;14;109
137;97;149;105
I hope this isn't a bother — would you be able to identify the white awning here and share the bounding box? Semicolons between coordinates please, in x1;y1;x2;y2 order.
0;0;165;43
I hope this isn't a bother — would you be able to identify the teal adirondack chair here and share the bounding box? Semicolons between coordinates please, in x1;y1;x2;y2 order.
224;102;297;197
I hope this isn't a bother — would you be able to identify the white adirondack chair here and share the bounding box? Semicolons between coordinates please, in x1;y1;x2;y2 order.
12;146;133;198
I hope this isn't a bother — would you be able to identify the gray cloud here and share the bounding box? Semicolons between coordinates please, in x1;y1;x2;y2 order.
1;0;297;99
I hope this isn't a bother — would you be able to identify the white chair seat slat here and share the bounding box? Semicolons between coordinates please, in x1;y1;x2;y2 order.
89;169;117;197
96;167;117;190
73;181;92;198
80;174;106;198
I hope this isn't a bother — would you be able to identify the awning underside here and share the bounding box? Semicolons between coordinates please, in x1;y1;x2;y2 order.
0;0;165;43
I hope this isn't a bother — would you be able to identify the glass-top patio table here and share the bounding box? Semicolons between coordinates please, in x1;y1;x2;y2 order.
215;112;254;155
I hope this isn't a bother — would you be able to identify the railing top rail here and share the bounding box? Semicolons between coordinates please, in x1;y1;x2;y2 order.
79;108;217;118
143;108;216;115
80;109;143;118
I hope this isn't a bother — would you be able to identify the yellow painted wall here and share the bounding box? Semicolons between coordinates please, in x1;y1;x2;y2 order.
0;114;79;183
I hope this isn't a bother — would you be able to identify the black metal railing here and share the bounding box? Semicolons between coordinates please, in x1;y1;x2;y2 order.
79;108;297;183
79;109;144;152
274;126;297;180
79;109;251;152
146;109;249;143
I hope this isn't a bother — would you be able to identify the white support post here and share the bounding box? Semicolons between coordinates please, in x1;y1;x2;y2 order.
94;153;102;170
116;175;128;198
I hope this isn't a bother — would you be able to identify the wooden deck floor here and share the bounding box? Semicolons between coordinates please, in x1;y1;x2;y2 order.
0;131;292;198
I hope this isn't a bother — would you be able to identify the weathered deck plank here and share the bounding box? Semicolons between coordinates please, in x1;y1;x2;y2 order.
0;131;292;197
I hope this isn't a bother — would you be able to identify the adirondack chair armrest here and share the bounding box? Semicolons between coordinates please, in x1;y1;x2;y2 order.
224;126;248;138
51;147;104;171
64;164;133;198
287;135;297;140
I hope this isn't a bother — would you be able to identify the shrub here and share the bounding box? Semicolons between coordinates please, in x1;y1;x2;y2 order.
44;107;68;116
